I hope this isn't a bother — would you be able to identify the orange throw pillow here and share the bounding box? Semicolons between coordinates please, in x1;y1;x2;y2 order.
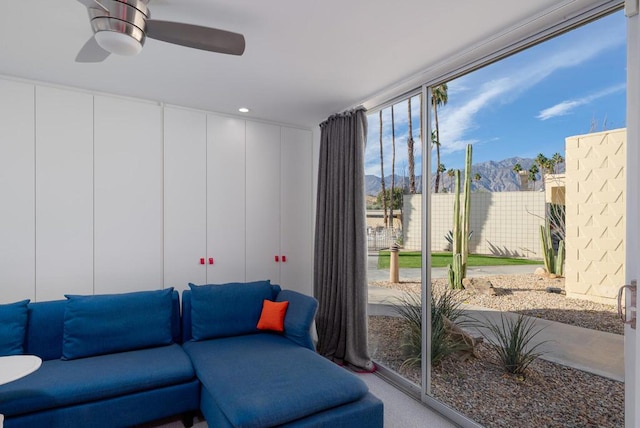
257;300;289;332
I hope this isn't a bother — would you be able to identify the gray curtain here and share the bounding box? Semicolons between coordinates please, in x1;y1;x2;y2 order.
314;108;374;372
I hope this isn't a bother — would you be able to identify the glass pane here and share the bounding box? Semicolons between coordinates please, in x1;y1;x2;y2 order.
428;10;626;427
366;94;424;386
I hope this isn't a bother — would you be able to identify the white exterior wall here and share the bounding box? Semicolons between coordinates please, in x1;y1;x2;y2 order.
403;192;546;258
565;128;626;305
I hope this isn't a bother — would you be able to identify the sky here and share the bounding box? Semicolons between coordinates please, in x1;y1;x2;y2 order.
365;10;626;176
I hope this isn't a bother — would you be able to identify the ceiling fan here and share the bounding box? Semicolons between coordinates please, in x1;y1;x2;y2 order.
75;0;246;62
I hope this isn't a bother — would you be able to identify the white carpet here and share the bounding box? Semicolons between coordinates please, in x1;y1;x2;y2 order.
359;373;456;428
150;373;455;428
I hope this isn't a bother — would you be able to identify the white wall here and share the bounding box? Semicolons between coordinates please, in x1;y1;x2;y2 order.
404;192;546;258
0;76;315;303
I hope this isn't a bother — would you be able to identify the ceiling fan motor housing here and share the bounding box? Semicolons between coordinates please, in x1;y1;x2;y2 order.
89;0;149;55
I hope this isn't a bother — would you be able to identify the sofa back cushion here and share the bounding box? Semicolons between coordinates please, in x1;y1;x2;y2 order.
276;290;318;350
25;299;66;360
188;281;273;341
62;289;174;360
0;300;30;356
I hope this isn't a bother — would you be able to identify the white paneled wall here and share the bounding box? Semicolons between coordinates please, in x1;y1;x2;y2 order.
0;80;35;302
93;96;164;295
0;77;314;303
205;114;247;285
35;87;94;300
163;107;208;291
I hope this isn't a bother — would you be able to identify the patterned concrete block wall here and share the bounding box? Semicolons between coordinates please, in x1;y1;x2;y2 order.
565;128;626;305
403;192;546;258
402;195;422;250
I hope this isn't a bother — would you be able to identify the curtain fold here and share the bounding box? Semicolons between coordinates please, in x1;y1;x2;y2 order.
314;108;374;372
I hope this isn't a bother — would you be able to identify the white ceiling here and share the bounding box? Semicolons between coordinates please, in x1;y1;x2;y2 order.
0;0;608;128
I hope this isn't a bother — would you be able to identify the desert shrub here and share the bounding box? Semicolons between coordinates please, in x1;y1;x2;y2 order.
482;313;547;377
393;290;473;367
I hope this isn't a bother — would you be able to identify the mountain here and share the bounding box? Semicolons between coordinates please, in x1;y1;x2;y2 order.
365;156;563;195
365;174;422;196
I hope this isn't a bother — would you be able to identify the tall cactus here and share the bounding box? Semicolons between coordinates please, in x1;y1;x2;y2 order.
448;144;473;289
540;218;565;276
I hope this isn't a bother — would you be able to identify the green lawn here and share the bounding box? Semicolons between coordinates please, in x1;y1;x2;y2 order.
377;251;543;269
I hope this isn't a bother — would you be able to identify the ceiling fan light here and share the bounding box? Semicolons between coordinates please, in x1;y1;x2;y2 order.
95;30;143;56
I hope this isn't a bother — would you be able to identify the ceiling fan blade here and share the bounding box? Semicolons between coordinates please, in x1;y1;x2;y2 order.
146;20;245;56
75;37;111;63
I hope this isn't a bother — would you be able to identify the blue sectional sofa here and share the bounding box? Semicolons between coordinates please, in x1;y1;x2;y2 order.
0;289;199;428
0;282;383;428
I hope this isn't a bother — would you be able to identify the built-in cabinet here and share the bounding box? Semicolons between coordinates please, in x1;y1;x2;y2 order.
0;78;313;303
35;86;94;300
94;96;163;294
206;114;247;284
163;107;208;289
0;80;35;302
245;121;282;283
163;109;312;293
280;127;313;289
163;108;248;290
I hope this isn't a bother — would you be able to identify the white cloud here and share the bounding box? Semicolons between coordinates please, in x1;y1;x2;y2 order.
436;20;624;156
536;83;626;120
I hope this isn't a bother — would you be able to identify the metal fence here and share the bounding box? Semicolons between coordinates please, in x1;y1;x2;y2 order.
367;226;401;251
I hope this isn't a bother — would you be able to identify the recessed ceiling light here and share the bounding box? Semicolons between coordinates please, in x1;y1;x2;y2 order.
238;107;250;113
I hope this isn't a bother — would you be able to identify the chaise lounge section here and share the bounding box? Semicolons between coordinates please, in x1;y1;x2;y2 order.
182;283;383;427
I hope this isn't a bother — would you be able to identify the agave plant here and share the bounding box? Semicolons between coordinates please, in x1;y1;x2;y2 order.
482;313;548;377
393;290;475;367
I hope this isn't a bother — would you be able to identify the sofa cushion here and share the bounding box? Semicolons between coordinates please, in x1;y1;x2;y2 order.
0;344;195;417
257;299;288;332
62;289;174;360
189;280;273;341
183;334;368;427
276;290;318;350
0;300;30;356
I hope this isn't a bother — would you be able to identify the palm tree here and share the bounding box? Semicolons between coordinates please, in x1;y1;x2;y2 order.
528;164;539;191
437;163;446;192
390;105;396;229
432;84;448;193
474;173;481;190
513;162;527;191
535;153;552;190
379;110;388;226
407;98;416;194
551;153;564;174
447;168;455;192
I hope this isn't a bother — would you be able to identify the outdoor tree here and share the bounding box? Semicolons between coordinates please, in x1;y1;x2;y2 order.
390;105;397;228
513;163;522;173
407;97;417;194
447;168;455;192
528;164;539;190
432;84;448;193
377;188;404;211
378;110;388;226
551;152;565;173
513;163;529;191
436;163;447;192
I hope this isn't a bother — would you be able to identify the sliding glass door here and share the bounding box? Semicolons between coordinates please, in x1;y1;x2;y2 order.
366;93;424;387
423;9;626;427
366;5;630;427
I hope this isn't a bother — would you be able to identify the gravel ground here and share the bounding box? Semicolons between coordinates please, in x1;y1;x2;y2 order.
368;274;625;428
370;274;623;335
